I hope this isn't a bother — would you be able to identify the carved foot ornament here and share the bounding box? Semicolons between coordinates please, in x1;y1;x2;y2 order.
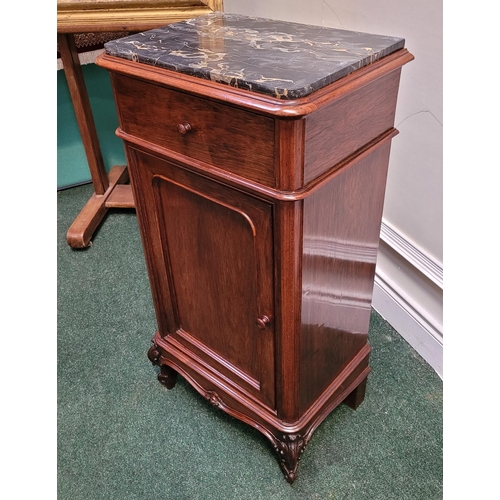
147;341;177;389
147;341;161;365
273;433;309;483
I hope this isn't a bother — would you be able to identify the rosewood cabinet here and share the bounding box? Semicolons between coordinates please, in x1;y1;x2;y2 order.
97;12;413;482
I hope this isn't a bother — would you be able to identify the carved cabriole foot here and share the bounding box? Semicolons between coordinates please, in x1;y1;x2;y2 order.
202;387;309;483
149;333;371;483
272;433;310;483
202;387;308;483
147;340;178;389
158;364;178;389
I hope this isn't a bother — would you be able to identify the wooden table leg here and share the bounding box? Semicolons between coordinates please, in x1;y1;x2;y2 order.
58;33;135;248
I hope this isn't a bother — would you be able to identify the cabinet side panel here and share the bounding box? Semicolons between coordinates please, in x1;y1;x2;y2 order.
304;70;401;184
299;141;392;413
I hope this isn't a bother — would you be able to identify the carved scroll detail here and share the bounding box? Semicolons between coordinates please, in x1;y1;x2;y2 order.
204;390;224;409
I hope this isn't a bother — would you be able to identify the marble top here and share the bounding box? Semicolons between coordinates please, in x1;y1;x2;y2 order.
104;12;405;100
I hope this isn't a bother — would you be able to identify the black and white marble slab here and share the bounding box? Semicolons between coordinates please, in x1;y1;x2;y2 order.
104;12;405;100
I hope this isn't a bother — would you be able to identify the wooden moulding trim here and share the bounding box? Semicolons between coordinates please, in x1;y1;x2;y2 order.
175;328;261;391
272;201;303;421
154;174;258;237
159;354;282;448
275;118;305;191
118;127;399;201
96;49;414;117
154;331;371;434
157;333;276;415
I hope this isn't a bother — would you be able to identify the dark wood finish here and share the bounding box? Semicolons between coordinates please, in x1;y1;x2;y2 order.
115;126;398;202
97;47;413;482
304;70;402;183
112;74;276;186
300;141;392;413
140;151;276;407
98;49;413;118
148;341;178;388
274;199;303;422
275;118;305;190
344;376;368;410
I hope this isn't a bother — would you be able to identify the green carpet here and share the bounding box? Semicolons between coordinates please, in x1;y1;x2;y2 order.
57;184;443;499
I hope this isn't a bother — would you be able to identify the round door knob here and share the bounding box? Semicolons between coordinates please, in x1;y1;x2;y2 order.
256;315;270;330
177;123;192;135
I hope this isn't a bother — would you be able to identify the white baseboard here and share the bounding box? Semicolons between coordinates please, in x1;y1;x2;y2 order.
373;220;443;379
373;267;443;379
379;221;443;289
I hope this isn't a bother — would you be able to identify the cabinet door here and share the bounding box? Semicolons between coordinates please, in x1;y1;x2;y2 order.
133;150;276;409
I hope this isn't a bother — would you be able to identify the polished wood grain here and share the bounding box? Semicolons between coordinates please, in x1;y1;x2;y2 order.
304;69;401;183
275;118;305;191
274;199;303;422
300;141;392;413
98;46;413;483
130;148;276;407
115;126;398;202
112;74;276;186
148;329;371;483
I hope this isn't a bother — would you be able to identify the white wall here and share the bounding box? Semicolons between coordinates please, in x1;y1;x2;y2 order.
224;0;443;377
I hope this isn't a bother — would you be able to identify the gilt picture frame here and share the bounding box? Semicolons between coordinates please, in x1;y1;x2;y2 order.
57;0;223;33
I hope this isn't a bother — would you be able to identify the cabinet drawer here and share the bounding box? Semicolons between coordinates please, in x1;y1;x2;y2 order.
113;74;276;186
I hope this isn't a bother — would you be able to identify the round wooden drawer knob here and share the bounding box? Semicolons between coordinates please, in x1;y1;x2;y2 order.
177;123;192;135
256;315;270;329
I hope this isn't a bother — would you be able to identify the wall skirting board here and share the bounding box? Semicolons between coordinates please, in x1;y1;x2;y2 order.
380;222;443;289
374;221;443;379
